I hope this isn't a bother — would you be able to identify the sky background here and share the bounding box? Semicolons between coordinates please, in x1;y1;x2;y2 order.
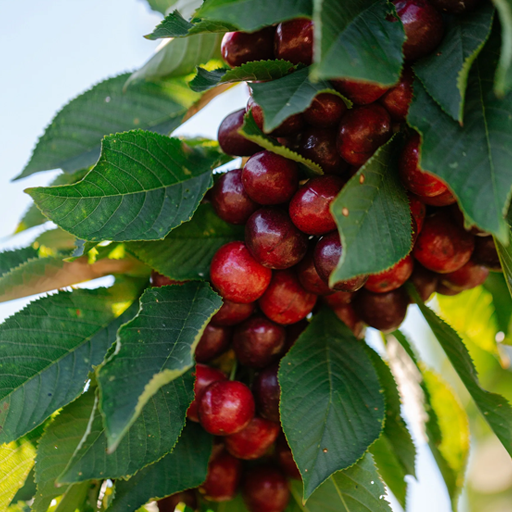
0;2;467;510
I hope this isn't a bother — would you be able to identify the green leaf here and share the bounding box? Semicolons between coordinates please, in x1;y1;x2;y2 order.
10;467;36;505
97;282;221;450
190;60;296;93
126;204;244;281
202;495;248;512
145;0;179;14
239;112;323;176
407;32;512;243
330;137;411;284
311;0;405;84
0;247;38;278
17;75;198;179
279;308;385;500
58;371;194;483
196;0;312;32
496;220;512;298
27;131;221;243
107;422;212;512
0;284;141;444
53;482;91;512
250;67;348;133
413;2;495;123
484;272;512;337
494;0;512;95
33;229;76;252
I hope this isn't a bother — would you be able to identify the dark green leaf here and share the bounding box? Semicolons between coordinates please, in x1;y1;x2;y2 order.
279;308;385;499
203;495;248;512
107;422;212;512
311;0;405;84
494;0;512;95
53;482;91;512
0;247;38;278
97;282;221;450
496;219;512;299
330;137;411;284
10;467;36;505
483;272;512;336
414;2;494;123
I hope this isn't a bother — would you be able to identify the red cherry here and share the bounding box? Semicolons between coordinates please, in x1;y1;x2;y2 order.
195;323;232;363
211;242;272;303
225;417;280;460
408;193;426;238
259;269;317;325
323;290;353;308
221;28;276;67
187;364;227;423
472;236;502;271
429;0;480;14
441;260;489;292
242;465;290;512
337;104;392;166
296;248;334;296
211;299;255;327
242;151;299;205
157;490;197;512
275;19;314;65
198;380;255;435
330;302;365;338
331;79;390;105
199;446;242;502
252;364;281;423
247;97;305;137
218;109;261;157
408;262;439;302
150;270;183;287
276;435;301;480
419;188;457;206
379;67;414;121
304;93;347;128
436;282;462;296
365;255;414;293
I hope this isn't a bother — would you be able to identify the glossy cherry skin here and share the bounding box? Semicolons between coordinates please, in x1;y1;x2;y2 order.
289;175;344;235
409;193;426;237
353;288;409;333
211;242;272;303
419;188;457;206
242;465;290;512
472;236;502;271
413;211;475;273
211;299;256;326
365;255;414;293
297;127;349;175
276;435;301;480
337;104;392;166
393;0;445;61
314;232;369;292
441;260;489;292
221;28;276;67
259;269;317;325
252;364;280;422
195;323;232;363
157;490;197;512
330;302;365;338
245;208;309;269
218;109;262;157
296;248;334;295
408;262;439;302
199;380;255;435
199;446;243;502
225;416;280;460
429;0;480;13
211;169;259;225
187;364;227;423
247;96;305;137
304;93;347;128
331;79;390;105
380;67;414;121
150;270;183;287
233;315;286;368
275;19;314;65
242;151;299;205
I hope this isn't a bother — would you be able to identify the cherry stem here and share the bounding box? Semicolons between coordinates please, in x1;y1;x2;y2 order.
229;360;238;381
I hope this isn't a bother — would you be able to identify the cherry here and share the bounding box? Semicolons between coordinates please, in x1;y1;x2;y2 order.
436;282;461;296
218;109;261;157
472;236;501;271
225;416;280;460
211;299;255;326
276;435;301;480
195;323;232;363
313;232;368;292
296;248;334;295
275;19;314;65
365;255;414;293
242;465;290;512
331;79;390;105
297;127;349;175
323;290;353;308
419;188;457;206
330;301;365;338
245;208;309;269
440;260;489;292
233;316;286;368
150;270;183;287
199;380;255;435
211;241;272;303
289;175;344;235
259;269;317;325
429;0;480;13
221;28;276;67
157;490;197;512
413;211;475;273
408;262;439;302
408;193;426;237
199;446;242;502
304;93;347;128
353;288;409;332
187;364;227;423
242;151;299;205
449;204;489;237
380;67;414;121
247;96;305;137
211;169;259;225
285;319;309;351
337;104;392;166
252;364;281;422
393;0;445;61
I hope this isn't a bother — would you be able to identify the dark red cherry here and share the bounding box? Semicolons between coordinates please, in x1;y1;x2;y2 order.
150;270;183;287
242;465;290;512
408;193;426;238
259;269;317;325
233;316;286;368
221;28;276;67
242;151;299;205
284;319;309;352
436;282;462;296
408;262;439;302
429;0;480;14
252;364;280;422
393;0;445;61
225;417;280;460
245;208;309;269
313;232;368;292
289;175;344;235
276;435;301;480
218;109;261;157
440;260;489;292
331;302;365;338
211;169;259;225
337;105;392;166
199;380;255;435
304;93;347;128
296;248;334;295
379;67;414;121
211;299;256;326
331;79;390;105
199;446;242;502
275;19;314;65
353;288;409;332
211;242;272;303
195;323;232;363
365;255;414;293
187;364;227;423
323;290;353;308
472;236;502;271
247;96;305;136
420;188;457;206
157;490;197;512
